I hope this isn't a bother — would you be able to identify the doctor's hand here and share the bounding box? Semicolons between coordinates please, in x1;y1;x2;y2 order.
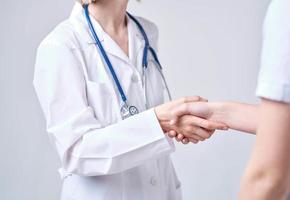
154;97;228;144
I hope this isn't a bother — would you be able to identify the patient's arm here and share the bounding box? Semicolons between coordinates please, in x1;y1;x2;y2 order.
207;102;258;134
239;99;290;200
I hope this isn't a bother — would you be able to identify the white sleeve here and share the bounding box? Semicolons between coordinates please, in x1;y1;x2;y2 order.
256;0;290;103
33;42;174;176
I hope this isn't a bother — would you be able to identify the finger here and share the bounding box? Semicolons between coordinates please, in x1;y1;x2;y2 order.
179;123;211;140
191;116;228;130
182;138;189;144
189;138;199;144
181;128;206;141
190;134;205;141
168;130;177;138
170;119;178;126
196;96;208;102
177;134;184;141
195;128;212;139
175;134;183;142
209;129;215;136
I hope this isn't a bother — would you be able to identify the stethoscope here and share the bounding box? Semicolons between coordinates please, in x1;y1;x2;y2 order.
84;4;172;119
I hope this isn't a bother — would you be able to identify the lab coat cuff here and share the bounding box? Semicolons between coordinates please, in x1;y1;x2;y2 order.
145;108;176;150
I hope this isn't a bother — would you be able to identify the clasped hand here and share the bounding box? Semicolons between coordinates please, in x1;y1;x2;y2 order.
155;96;228;144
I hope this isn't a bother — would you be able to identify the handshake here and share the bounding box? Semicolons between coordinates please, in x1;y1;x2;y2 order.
155;96;229;144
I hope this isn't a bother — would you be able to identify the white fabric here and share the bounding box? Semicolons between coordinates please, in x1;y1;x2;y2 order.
256;0;290;103
33;2;180;200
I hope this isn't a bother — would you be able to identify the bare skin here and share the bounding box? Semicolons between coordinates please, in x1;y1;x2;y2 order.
88;0;129;56
239;99;290;200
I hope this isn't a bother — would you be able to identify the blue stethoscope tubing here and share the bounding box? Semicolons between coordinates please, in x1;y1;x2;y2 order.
84;4;172;118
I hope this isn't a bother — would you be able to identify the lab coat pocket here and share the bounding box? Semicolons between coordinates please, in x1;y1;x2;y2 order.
86;81;119;126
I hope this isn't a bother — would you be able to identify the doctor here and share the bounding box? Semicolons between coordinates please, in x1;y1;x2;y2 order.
33;0;227;199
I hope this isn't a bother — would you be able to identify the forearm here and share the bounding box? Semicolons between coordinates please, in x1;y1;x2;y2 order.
48;108;173;176
210;102;258;134
239;100;290;200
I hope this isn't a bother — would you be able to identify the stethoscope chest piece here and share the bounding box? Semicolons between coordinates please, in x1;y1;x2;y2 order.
120;104;139;119
129;106;139;115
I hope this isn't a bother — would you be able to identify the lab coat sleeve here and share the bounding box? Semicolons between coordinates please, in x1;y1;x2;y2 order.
33;42;174;176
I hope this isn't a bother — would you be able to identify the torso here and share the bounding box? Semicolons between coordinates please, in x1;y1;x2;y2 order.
41;3;182;200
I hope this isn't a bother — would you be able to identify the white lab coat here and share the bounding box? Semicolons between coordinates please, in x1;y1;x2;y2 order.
33;3;182;200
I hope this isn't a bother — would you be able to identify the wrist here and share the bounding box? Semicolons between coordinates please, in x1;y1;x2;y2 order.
210;101;244;130
154;106;172;133
208;102;232;124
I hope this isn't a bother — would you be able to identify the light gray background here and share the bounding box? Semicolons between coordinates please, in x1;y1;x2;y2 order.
0;0;270;199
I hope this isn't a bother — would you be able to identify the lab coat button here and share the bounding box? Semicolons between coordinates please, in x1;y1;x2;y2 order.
150;177;157;186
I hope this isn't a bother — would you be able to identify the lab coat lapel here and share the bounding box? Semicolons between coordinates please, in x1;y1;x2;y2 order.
116;17;145;103
128;16;144;71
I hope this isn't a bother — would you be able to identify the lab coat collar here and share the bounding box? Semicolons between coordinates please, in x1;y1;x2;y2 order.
69;2;144;65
